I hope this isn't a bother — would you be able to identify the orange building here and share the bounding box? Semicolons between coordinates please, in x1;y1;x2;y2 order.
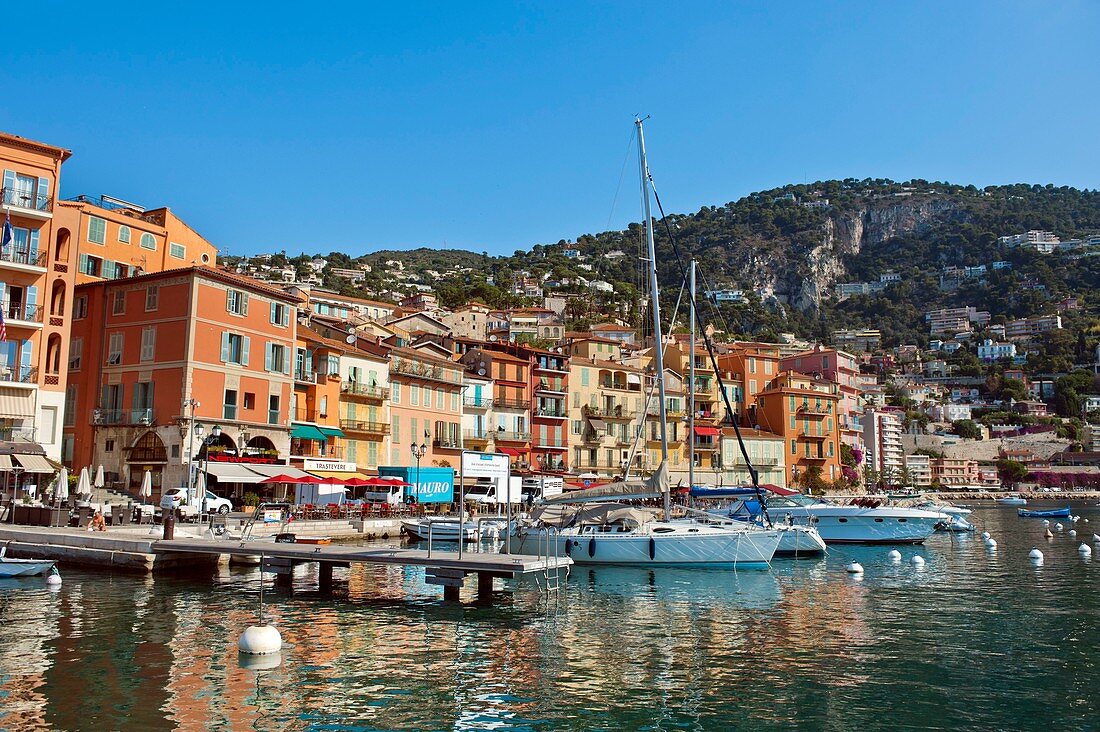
64;266;300;502
460;346;531;468
1;131;74;463
387;347;464;469
715;343;782;426
753;371;843;489
54;195;217;284
289;328;349;476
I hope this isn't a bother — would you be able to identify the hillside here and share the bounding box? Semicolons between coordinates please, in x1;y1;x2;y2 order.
227;179;1100;348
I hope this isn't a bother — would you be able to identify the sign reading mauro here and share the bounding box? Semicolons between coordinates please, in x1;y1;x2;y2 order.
379;466;455;504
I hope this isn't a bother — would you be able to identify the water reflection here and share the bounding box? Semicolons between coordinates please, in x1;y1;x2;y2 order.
0;505;1096;730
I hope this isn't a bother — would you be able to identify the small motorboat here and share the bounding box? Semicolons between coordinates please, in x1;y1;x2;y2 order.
1018;506;1072;519
996;495;1027;506
936;514;976;532
0;547;57;577
401;518;504;542
914;500;972;516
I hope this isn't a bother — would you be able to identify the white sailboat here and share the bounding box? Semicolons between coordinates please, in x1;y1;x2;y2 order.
508;118;782;568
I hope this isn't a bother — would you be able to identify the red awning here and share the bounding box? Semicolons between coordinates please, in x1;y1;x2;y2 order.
693;426;720;437
497;447;523;457
761;484;799;496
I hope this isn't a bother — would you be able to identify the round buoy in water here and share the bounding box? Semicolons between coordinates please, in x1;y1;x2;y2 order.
1078;544;1092;556
1042;520;1050;527
981;531;991;540
846;562;864;574
238;625;282;655
985;538;997;549
1055;523;1064;531
1093;534;1100;543
911;555;925;567
1068;530;1077;538
238;652;282;671
887;550;902;563
1029;548;1044;564
45;567;61;587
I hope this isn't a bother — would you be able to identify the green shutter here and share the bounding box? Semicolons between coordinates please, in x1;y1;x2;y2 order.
264;342;273;372
269;302;277;324
220;332;230;362
241;336;250;366
241;293;249;316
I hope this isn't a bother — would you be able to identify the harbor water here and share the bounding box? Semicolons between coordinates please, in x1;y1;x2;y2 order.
1;504;1098;730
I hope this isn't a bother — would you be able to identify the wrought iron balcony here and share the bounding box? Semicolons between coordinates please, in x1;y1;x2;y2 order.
2;186;53;214
463;396;493;409
0;366;36;385
341;381;389;401
0;245;47;268
93;408;154;426
495;430;530;442
340;419;390;436
495;398;530;410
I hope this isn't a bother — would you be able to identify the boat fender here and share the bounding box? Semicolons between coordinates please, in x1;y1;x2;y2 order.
588;537;596;558
563;540;571;556
649;538;656;561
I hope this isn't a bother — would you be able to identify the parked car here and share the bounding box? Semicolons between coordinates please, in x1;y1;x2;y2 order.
161;488;233;514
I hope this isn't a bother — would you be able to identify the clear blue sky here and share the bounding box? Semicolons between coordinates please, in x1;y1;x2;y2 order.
4;1;1097;257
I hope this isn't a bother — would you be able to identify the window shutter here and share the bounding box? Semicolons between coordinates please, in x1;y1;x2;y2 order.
226;290;233;312
100;384;110;410
241;293;249;316
29;230;39;259
282;306;290;327
264;342;273;372
0;282;5;305
20;340;32;377
282;349;291;376
37;177;49;206
2;170;14;193
242;336;250;366
25;286;37;318
220;332;230;363
269;302;276;324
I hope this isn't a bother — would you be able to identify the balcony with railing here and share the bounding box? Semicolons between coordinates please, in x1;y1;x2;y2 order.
534;457;567;472
533;437;568;449
2;186;53;219
536;378;567;394
799;430;828;441
463;395;493;409
0;365;37;386
533;406;567;419
534;358;568;374
433;435;463;450
0;244;47;270
463;429;490;444
294;369;318;385
290;440;343;459
583;404;634;420
340;419;390;436
2;302;43;328
0;425;36;442
293;407;324;423
797;404;831;418
341;381;388;401
495;398;530;411
495;430;530;442
391;358;462;385
692;439;719;451
93;408;155;426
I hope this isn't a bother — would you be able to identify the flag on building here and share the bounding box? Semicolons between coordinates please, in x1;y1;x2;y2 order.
0;304;6;342
1;214;11;252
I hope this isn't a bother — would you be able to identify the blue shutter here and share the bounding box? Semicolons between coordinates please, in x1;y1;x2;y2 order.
269;301;276;324
305;350;313;374
241;293;249;316
282;348;291;376
220;332;230;362
28;230;39;261
2;170;14;197
25;286;37;321
37;177;49;209
226;290;233;312
264;342;273;372
241;336;250;366
282;306;290;327
0;282;6;309
20;339;32;380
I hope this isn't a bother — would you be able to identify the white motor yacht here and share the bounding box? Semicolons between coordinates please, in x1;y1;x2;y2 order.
996;495;1027;506
721;491;946;545
401;518;504;542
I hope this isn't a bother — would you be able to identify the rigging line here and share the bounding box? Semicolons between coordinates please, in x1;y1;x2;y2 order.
697;265;734;339
606;127;638;230
647;175;772;527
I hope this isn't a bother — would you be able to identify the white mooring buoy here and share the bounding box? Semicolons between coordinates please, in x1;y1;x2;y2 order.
1078;544;1092;557
45;568;61;587
1029;548;1044;564
1055;523;1064;531
981;531;991;540
1042;520;1050;527
238;625;282;655
911;555;925;567
887;550;902;563
1069;529;1077;538
985;538;997;549
1093;533;1100;543
846;562;864;574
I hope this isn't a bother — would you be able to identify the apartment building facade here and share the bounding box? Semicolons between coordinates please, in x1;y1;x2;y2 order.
754;371;843;488
862;409;904;484
388;347;464;469
782;346;863;451
1;131;74;461
64;267;300;500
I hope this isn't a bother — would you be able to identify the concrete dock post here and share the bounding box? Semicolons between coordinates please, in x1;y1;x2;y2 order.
477;572;494;601
443;584;460;602
318;561;333;591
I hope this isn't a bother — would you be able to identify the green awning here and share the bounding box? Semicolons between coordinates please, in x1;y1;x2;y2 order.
291;423;328;441
318;426;346;439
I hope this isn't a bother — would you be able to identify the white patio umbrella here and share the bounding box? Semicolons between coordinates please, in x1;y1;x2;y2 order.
54;467;69;504
93;464;105;490
75;467;91;500
139;470;152;501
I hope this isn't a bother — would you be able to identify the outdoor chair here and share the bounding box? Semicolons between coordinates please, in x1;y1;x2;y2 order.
110;505;123;526
77;507;93;528
119;506;132;525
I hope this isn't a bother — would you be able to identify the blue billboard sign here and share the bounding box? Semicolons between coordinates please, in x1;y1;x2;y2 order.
379;466;455;504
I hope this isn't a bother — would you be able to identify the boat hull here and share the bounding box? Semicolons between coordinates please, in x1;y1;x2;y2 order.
771;510;943;544
1018;507;1071;518
0;559;57;577
402;520;479;542
509;523;782;567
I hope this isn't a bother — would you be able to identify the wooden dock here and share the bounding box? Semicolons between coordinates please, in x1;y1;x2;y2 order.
154;538;572;601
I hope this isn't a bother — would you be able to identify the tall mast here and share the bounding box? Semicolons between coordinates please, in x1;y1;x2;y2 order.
636;117;670;521
688;258;696;494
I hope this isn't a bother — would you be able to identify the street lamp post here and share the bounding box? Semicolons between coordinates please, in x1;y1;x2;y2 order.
193;423;222;525
410;441;427;509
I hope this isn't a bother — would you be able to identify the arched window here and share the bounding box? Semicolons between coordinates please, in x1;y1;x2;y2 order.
54;227;71;262
130;432;167;462
139;233;156;250
118;225;131;244
50;279;65;316
45;333;63;375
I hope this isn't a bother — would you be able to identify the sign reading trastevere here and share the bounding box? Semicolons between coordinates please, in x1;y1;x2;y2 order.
460;452;510;480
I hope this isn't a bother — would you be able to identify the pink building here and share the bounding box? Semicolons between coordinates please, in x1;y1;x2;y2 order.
781;346;863;452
